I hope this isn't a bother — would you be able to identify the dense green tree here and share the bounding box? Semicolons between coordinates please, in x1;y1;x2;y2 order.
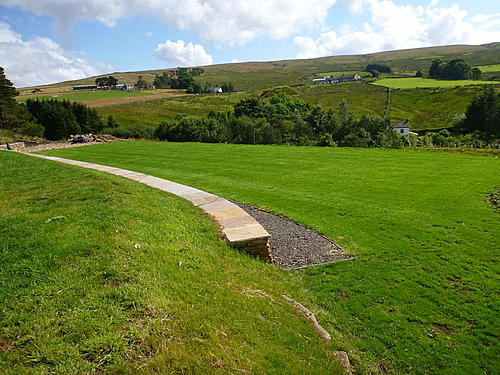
429;58;474;80
0;67;33;130
459;86;499;137
107;115;119;128
415;70;423;77
429;59;444;77
135;76;150;90
0;67;18;101
95;76;118;88
234;98;266;118
471;67;482;80
366;63;392;73
442;59;471;80
26;99;103;140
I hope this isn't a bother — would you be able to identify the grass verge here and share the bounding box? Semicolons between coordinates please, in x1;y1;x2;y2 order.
0;150;347;374
43;141;500;375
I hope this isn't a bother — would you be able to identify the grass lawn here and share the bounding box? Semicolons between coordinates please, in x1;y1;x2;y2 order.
372;77;499;89
0;151;345;375
476;64;500;73
43;141;500;375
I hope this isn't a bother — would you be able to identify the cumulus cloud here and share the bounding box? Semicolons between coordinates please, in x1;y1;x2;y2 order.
0;22;112;87
155;40;213;67
295;0;500;58
0;0;337;45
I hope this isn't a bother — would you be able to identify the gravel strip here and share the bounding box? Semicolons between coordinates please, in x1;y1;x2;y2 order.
232;201;353;270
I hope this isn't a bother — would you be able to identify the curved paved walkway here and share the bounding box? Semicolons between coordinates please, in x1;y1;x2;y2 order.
23;152;272;261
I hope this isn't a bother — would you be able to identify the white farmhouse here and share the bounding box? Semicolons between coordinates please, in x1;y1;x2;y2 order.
392;121;410;136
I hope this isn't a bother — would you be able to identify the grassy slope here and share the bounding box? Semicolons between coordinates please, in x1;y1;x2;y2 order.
96;93;247;127
22;43;500;93
372;78;499;89
43;142;500;375
96;82;487;131
476;64;500;72
18;90;151;102
0;151;346;375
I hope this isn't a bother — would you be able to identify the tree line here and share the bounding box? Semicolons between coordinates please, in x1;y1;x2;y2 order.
25;99;105;140
153;67;234;93
154;93;404;148
429;59;481;80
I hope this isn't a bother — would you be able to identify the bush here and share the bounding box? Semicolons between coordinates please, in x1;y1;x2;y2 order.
102;124;154;139
20;122;45;137
25;99;103;140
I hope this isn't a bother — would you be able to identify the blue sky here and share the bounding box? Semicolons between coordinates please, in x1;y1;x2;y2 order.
0;0;499;87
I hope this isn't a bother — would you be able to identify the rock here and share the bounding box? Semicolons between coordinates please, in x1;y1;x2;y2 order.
333;351;352;375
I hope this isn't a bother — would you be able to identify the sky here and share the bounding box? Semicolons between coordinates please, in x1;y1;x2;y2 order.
0;0;499;87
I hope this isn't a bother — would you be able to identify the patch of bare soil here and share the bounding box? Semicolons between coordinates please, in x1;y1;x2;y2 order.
233;201;353;270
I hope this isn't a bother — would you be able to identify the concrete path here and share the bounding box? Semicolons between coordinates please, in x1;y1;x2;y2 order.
23;152;272;261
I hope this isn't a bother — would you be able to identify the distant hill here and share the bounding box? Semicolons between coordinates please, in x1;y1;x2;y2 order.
23;42;500;92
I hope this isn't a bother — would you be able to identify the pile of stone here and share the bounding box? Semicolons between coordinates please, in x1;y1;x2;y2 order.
68;134;117;144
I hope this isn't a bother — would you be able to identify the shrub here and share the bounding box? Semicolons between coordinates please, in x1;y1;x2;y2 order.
20;121;45;137
102;124;154;139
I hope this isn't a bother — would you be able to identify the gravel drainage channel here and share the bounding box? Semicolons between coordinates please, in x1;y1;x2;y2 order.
232;201;353;270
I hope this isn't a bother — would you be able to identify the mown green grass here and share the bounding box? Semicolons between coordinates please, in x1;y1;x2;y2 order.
0;151;347;375
372;77;499;89
476;64;500;72
96;92;247;127
44;141;500;375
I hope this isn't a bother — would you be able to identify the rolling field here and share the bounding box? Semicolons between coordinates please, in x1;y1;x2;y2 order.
96;92;247;127
30;90;151;101
372;77;499;89
22;42;500;93
0;151;344;375
476;64;500;72
96;82;485;131
43;142;500;375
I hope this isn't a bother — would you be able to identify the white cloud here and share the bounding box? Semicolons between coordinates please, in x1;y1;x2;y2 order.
155;39;213;67
145;31;153;37
294;0;500;58
0;21;112;87
0;0;337;45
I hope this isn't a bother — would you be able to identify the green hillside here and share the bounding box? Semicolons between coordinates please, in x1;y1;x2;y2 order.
22;42;500;92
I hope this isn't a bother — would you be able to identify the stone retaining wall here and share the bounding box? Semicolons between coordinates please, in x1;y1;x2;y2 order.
20;152;273;261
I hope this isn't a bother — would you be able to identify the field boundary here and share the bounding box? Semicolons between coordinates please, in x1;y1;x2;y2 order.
20;151;272;260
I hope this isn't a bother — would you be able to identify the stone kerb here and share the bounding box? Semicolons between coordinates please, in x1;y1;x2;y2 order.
22;152;272;261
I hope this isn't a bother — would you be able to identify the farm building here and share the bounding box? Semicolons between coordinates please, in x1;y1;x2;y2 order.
312;73;362;84
392;121;410;136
